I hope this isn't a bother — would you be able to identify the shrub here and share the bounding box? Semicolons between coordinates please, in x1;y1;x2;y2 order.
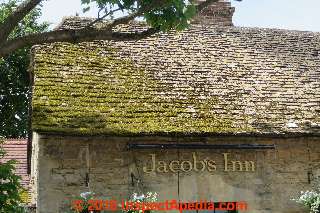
292;188;320;213
0;139;26;213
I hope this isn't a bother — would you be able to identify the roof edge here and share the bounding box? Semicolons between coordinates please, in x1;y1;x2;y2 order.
32;130;320;139
53;16;320;34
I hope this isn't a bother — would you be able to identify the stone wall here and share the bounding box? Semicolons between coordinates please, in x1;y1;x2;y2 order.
32;134;320;213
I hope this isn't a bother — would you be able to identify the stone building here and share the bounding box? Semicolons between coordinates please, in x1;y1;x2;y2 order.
29;0;320;212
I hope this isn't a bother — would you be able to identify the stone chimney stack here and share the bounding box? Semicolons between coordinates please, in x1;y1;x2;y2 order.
192;0;235;26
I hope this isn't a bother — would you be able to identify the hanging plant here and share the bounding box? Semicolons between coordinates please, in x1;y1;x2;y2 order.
71;191;101;213
122;192;158;213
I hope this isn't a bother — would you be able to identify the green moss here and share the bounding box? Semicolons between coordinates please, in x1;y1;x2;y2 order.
32;43;253;135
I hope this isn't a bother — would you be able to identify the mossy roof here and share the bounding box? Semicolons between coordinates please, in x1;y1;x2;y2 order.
31;18;320;136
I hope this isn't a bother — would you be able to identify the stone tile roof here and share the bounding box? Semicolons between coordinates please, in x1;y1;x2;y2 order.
31;19;320;136
1;139;31;203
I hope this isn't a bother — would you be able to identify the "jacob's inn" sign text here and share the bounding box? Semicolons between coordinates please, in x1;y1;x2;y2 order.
143;153;256;173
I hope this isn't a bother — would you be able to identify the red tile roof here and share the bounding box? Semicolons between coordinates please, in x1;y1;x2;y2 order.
1;139;30;202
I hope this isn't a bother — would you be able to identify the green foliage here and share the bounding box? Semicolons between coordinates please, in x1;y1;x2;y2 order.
292;188;320;213
0;140;26;213
0;0;48;138
122;192;158;213
81;0;197;31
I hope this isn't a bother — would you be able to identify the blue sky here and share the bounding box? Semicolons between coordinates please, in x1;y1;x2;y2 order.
39;0;320;32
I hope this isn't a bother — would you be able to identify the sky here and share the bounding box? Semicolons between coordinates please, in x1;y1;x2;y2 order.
38;0;320;32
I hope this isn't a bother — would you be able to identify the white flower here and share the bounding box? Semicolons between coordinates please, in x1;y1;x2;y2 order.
136;194;145;200
123;192;159;213
292;188;320;213
132;193;138;200
80;191;93;200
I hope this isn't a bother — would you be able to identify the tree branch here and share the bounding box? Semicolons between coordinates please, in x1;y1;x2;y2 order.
0;27;160;57
86;7;123;28
0;0;43;42
108;0;221;28
0;0;223;57
85;1;166;29
108;1;170;28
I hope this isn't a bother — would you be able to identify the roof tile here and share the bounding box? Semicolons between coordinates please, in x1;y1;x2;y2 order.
31;20;320;136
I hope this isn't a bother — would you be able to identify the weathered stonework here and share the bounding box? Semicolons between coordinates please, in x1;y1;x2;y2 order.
193;0;235;26
32;134;320;213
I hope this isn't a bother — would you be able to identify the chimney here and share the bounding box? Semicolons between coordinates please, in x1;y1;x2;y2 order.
192;0;235;26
